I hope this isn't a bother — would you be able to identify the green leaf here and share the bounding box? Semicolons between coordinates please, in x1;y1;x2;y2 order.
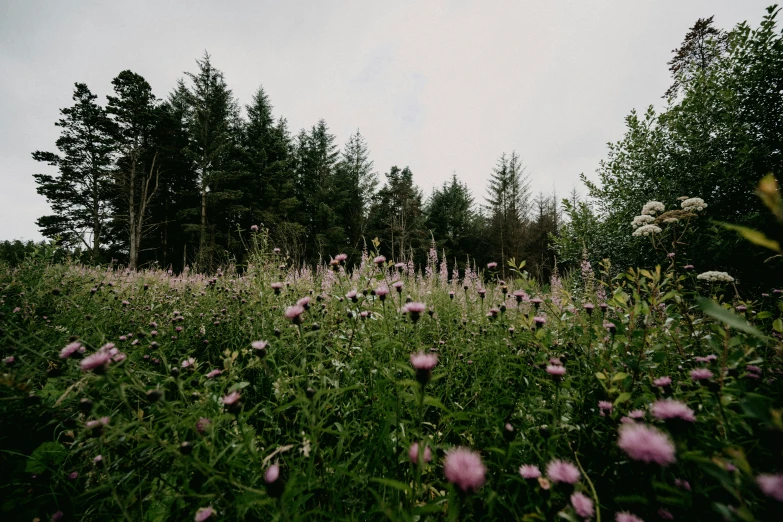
614;392;632;405
370;477;411;495
26;442;68;474
696;297;768;340
424;396;449;411
595;372;607;380
612;372;629;382
773;318;783;333
715;221;781;252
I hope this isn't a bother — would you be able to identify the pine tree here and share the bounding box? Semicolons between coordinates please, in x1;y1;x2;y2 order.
368;166;425;261
106;70;161;269
426;173;478;267
33;83;115;262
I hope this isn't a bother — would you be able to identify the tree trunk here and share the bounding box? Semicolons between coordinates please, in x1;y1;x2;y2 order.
129;157;137;270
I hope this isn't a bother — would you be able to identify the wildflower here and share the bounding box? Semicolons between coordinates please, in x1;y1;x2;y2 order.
694;354;717;363
250;224;259;231
531;297;543;308
68;471;78;480
583;302;595;314
690;368;713;381
93;455;103;465
297;296;311;309
80;347;113;372
265;463;280;483
519;464;541;479
251;340;268;356
641;201;665;215
604;320;616;333
683;264;694;269
392;281;404;292
598;401;613;416
402;302;426;323
196;418;212;434
746;365;762;374
674;478;691;491
285;305;306;324
546;365;566;378
408;442;432;464
615;513;644;522
533;316;546;329
571;492;594;518
206;369;222;379
681;197;707;211
181;357;196;369
757;473;783;502
335;253;348;262
375;286;389;301
195;506;215;521
346;290;358;301
222;391;241;413
85;417;110;430
443;447;486;492
652;400;695;422
478;288;487;299
632;224;662;237
373;255;386;265
60;342;84;359
271;282;283;295
487;262;497;269
273;247;281;254
631;215;655;228
736;305;747;312
653;376;672;387
617;423;676;466
3;356;15;365
628;409;645;419
546;459;580;484
696;271;734;283
410;351;438;384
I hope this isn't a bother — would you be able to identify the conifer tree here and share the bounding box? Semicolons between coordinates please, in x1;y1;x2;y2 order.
33;83;115;262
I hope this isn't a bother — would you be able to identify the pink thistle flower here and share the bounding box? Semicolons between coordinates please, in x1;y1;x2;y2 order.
196;418;212;434
519;464;541;479
335;253;348;262
285;305;305;324
583;302;595;314
85;417;110;430
222;391;241;405
410;351;438;384
60;342;84;359
615;513;644;522
617;423;676;466
546;459;580;484
598;401;613;416
392;281;404;292
694;354;717;363
628;409;645;419
486;262;497;269
206;369;222;379
546;365;566;377
654;376;672;387
270;282;283;294
757;473;783;502
80;349;113;372
408;442;432;464
195;506;215;521
375;286;389;299
443;447;486;492
403;302;426;323
373;255;386;265
533;316;546;328
251;341;268;356
690;368;713;381
265;463;280;483
674;478;691;491
250;224;259;232
652;399;696;422
346;290;358;300
571;492;594;518
93;455;103;465
297;296;311;309
746;365;762;374
181;357;196;368
2;356;14;365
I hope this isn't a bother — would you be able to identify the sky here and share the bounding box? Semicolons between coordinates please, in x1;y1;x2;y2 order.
0;0;773;241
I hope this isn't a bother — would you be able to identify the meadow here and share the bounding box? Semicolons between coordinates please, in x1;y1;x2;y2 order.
1;226;782;521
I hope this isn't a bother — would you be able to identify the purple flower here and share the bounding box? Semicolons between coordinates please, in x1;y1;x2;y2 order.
265;463;280;483
250;224;259;232
373;255;386;265
335;253;348;262
546;365;566;377
251;341;268;355
3;356;15;365
683;264;694;270
628;409;645;419
85;417;110;430
653;376;672;387
392;281;404;292
409;442;432;464
690;368;713;381
757;473;783;502
519;464;541;479
571;492;594;518
206;369;222;379
617;423;676;466
196;418;212;434
652;399;696;422
346;290;358;300
615;513;644;522
222;391;241;405
694;354;717;363
60;342;84;359
181;357;196;368
487;262;497;269
195;506;215;521
444;447;486;492
93;455;103;465
583;302;595;314
285;305;305;324
546;460;580;484
52;511;64;522
674;478;691;491
68;471;78;480
410;351;438;384
80;348;113;372
533;316;546;328
598;401;613;416
375;286;389;299
297;296;311;309
746;365;762;374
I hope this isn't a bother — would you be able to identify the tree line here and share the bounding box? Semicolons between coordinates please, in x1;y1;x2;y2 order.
33;53;560;278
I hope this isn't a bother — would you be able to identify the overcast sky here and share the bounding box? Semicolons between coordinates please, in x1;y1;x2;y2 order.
0;0;772;241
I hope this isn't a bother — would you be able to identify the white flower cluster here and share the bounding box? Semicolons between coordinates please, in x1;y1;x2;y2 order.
681;197;707;211
641;201;665;215
631;215;655;228
696;271;734;283
632;224;662;236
